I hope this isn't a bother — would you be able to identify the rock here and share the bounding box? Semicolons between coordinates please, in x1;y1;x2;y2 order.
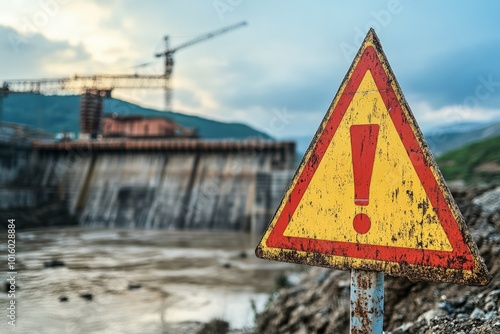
394;322;414;331
316;270;331;284
485;289;500;303
472;187;500;216
485;311;498;320
128;283;141;290
459;300;476;315
59;296;68;302
470;307;485;320
292;325;308;334
79;293;93;301
44;259;65;268
448;296;467;308
238;251;247;259
222;263;231;269
337;279;350;289
437;301;455;314
484;301;496;312
275;273;291;289
418;309;447;325
195;319;229;334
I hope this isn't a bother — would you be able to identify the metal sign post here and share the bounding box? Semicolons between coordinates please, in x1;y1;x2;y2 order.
350;270;384;333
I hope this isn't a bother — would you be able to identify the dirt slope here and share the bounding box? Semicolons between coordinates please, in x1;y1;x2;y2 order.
256;184;500;334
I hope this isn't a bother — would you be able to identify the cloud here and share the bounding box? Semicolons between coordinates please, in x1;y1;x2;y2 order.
411;100;500;131
222;78;334;115
0;24;91;79
405;40;500;110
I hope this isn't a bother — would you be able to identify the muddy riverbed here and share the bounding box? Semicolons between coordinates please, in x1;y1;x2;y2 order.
0;228;298;333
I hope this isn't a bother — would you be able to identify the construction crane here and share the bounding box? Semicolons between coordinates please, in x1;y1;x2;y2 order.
1;74;167;138
0;21;247;137
2;74;166;93
154;21;247;110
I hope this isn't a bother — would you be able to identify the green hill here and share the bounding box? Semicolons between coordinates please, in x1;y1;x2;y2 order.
436;135;500;184
1;94;272;140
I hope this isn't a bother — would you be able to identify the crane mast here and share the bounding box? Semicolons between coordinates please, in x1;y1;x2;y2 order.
155;21;247;110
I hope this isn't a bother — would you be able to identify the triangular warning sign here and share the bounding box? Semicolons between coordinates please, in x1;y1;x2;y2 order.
256;29;489;285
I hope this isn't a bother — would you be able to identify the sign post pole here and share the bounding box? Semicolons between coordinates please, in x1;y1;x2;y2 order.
350;269;384;334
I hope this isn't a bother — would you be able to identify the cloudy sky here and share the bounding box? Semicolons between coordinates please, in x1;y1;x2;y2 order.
1;1;500;139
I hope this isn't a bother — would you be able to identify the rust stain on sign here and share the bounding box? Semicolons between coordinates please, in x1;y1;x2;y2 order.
255;29;490;286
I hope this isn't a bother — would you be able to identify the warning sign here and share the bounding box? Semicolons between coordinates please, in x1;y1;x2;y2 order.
255;29;489;285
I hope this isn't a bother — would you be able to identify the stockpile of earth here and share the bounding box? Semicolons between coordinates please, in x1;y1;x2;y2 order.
255;184;500;334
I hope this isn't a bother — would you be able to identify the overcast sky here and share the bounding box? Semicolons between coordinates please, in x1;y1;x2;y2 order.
1;1;500;138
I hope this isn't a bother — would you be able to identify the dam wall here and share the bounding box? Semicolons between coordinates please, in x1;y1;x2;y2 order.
30;139;295;233
0;142;39;209
0;120;54;209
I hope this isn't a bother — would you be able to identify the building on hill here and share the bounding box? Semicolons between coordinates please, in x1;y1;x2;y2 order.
102;114;197;139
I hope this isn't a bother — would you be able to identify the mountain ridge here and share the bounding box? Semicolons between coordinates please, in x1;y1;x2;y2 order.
425;121;500;156
436;134;500;183
2;94;272;140
285;120;500;157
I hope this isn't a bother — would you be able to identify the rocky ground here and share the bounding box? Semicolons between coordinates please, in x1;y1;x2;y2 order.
255;183;500;334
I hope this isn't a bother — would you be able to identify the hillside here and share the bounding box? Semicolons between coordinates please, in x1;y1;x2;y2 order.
2;94;272;140
256;184;500;333
437;135;500;183
425;121;500;156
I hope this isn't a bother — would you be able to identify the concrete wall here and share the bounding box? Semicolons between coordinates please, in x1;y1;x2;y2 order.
29;140;295;233
0;143;40;209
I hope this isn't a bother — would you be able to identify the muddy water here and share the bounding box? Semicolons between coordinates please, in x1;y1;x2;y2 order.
0;228;297;333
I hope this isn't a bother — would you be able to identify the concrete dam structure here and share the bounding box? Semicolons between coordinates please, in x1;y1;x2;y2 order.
27;139;295;233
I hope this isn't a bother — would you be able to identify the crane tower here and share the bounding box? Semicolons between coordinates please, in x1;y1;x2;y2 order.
155;21;247;110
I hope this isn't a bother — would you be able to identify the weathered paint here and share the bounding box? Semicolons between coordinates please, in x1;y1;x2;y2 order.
350;270;384;334
255;29;490;286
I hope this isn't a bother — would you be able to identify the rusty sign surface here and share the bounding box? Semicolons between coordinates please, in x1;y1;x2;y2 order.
255;29;489;286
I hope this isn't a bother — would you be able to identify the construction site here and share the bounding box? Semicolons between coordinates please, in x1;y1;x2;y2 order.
0;21;296;233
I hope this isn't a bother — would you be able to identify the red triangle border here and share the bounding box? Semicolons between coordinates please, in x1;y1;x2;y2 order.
266;45;475;270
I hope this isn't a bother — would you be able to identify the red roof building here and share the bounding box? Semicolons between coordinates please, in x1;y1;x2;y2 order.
102;114;197;139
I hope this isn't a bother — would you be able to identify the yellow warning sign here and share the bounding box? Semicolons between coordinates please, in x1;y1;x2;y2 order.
283;70;452;251
255;29;489;286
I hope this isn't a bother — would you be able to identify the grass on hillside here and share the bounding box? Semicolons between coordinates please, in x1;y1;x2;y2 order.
436;135;500;184
3;94;272;140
